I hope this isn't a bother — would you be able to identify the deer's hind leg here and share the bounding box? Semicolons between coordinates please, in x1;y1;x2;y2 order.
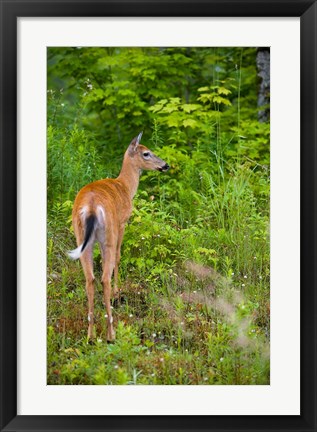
74;221;95;339
80;245;95;339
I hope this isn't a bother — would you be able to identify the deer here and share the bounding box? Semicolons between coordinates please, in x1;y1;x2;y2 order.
68;132;169;342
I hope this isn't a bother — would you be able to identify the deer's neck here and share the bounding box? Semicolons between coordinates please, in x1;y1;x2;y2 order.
117;155;140;199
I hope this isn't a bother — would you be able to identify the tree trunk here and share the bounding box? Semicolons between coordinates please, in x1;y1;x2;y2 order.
256;48;270;122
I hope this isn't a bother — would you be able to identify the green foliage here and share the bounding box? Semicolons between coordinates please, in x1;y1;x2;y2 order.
47;47;270;385
47;123;105;203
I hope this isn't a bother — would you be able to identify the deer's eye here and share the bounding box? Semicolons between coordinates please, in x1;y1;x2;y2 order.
143;152;151;159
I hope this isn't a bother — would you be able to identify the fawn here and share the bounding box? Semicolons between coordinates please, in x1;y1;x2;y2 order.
68;132;169;341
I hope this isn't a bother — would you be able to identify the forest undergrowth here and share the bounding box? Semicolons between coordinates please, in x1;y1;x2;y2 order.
47;47;270;385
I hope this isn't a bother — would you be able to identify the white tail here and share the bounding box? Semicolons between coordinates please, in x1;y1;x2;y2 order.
68;244;84;260
70;133;169;341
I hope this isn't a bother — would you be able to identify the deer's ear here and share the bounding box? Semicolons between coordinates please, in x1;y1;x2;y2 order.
128;132;143;155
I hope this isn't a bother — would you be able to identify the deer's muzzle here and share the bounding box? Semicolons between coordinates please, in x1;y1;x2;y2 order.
158;163;170;172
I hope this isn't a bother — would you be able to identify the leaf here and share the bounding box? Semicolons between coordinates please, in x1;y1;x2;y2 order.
182;104;201;113
213;96;232;106
183;119;198;128
197;93;215;103
218;87;232;95
149;104;164;113
169;97;181;104
198;86;210;92
167;117;179;127
161;105;179;114
103;96;115;106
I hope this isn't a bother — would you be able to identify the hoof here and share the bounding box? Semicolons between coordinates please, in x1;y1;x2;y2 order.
107;328;116;343
87;328;94;340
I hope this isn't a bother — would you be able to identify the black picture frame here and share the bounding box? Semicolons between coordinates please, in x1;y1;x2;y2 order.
0;1;316;431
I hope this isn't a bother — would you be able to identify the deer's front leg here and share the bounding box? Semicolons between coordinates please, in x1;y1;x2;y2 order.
113;224;125;298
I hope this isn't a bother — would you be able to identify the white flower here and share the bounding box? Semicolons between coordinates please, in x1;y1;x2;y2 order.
152;333;156;338
129;314;133;318
220;357;224;362
114;365;119;369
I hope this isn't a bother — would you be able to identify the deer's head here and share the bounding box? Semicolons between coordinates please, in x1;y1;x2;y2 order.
127;132;170;172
